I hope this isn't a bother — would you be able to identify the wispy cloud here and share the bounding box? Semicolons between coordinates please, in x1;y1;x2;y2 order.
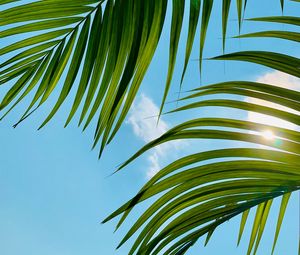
247;71;300;130
127;94;184;179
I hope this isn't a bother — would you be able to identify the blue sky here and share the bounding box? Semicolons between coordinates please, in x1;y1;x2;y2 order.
0;0;299;255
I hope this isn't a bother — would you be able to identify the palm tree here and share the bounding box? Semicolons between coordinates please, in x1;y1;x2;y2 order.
0;0;299;254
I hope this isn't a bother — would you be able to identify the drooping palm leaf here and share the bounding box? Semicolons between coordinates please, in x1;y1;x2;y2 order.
0;0;246;154
159;0;185;118
106;81;300;254
1;0;300;254
199;0;214;74
236;0;243;32
222;0;232;51
0;0;167;153
181;0;201;84
105;8;300;255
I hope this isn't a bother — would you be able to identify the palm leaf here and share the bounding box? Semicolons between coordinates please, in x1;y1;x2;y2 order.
236;0;243;32
212;51;300;78
181;0;201;84
1;1;300;254
0;0;249;154
106;86;300;254
159;0;185;117
236;31;300;42
106;10;300;253
0;0;20;5
247;16;300;26
199;0;214;74
222;0;232;51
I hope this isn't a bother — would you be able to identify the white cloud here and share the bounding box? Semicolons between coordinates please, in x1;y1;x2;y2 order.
127;94;184;179
247;71;300;131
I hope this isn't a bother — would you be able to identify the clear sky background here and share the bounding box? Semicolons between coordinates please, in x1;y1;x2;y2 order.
0;0;300;254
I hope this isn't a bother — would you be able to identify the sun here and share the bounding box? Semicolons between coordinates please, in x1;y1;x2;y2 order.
261;130;275;140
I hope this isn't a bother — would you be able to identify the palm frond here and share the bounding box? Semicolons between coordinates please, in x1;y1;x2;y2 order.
212;51;300;78
105;9;300;255
0;0;249;154
247;16;300;26
1;1;299;254
0;0;167;155
105;82;300;254
236;31;300;42
222;0;232;51
180;0;201;84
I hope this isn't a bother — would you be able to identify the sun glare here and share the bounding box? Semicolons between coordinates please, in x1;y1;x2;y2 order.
261;130;275;140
